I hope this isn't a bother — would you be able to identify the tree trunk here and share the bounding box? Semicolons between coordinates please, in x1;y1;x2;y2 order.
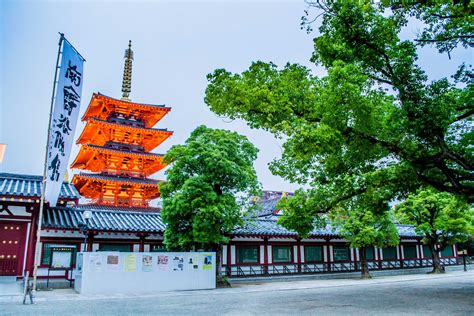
214;244;230;287
360;246;372;279
429;244;444;274
215;244;223;281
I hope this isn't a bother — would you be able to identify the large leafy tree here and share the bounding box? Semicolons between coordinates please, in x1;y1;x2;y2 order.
396;188;473;273
204;1;472;246
160;125;260;280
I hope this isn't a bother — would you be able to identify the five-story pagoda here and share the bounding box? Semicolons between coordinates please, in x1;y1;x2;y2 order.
71;41;172;208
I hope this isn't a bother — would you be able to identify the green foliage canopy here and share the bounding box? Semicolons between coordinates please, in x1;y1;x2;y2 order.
396;188;473;250
160;125;260;250
204;1;473;237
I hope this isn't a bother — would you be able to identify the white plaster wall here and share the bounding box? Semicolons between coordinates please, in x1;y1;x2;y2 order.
374;247;379;260
259;245;265;263
293;245;298;262
355;248;360;261
300;246;305;263
92;243;99;252
230;245;236;264
8;205;30;216
400;246;405;259
396;246;400;259
323;245;328;262
350;248;354;261
329;246;333;262
75;252;216;294
133;244;139;252
222;245;227;264
267;245;272;264
144;244;150;252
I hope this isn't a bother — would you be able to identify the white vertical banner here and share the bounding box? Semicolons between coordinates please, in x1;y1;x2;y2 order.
45;39;84;206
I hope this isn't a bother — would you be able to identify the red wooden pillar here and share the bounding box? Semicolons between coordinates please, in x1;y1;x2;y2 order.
296;238;301;273
263;237;268;275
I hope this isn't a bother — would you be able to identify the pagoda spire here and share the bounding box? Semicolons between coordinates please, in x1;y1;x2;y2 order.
121;40;134;101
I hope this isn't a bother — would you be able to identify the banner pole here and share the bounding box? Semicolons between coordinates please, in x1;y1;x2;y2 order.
32;33;65;291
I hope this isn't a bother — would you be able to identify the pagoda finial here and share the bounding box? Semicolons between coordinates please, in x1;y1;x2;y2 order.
121;40;134;101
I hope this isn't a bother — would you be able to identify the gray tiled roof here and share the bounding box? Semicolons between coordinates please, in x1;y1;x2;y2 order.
43;206;166;233
233;217;418;238
42;206;418;238
0;173;79;200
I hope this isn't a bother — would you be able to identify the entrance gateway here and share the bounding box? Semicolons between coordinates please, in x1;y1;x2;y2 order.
0;222;27;276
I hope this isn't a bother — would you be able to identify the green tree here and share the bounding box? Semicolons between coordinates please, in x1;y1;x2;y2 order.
204;1;472;255
330;204;399;278
396;188;473;273
160;125;260;281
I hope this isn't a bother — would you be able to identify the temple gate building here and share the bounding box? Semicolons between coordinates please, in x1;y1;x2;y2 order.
0;43;462;282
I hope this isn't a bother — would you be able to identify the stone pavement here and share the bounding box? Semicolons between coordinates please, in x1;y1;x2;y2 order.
0;270;473;315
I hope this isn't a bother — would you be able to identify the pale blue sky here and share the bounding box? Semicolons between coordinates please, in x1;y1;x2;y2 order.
0;0;471;193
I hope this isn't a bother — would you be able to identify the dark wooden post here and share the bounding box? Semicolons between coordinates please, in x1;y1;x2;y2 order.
296;238;302;273
87;232;95;252
263;237;268;275
139;234;148;252
326;238;331;272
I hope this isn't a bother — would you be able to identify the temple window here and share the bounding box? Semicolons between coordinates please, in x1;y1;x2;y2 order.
272;245;292;263
383;246;397;260
98;243;132;252
333;245;350;262
304;245;323;262
403;245;417;259
237;246;259;263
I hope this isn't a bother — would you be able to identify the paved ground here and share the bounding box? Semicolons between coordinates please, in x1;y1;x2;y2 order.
1;271;473;315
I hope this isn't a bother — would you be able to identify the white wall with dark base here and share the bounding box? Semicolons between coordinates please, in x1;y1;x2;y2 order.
75;251;215;294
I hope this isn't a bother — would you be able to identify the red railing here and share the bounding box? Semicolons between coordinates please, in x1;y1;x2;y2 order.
223;257;461;278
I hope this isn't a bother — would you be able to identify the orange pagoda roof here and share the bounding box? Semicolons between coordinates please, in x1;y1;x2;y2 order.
72;173;161;207
76;118;173;152
70;144;167;176
82;93;171;128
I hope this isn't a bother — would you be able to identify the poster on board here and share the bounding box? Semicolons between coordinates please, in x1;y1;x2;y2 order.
106;254;120;271
187;254;199;271
124;254;137;272
142;255;152;272
202;254;213;270
51;251;72;268
172;255;184;271
157;255;169;271
89;253;102;272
